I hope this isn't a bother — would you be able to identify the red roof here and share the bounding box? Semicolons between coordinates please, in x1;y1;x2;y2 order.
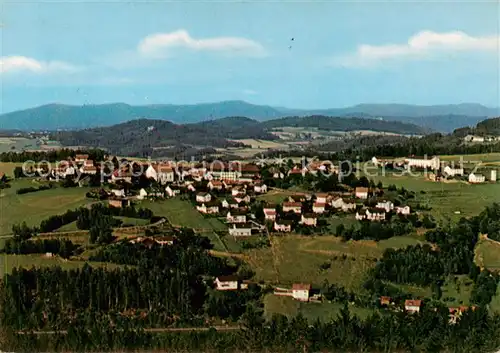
405;300;422;307
355;187;369;193
314;202;326;207
283;202;301;207
292;283;311;291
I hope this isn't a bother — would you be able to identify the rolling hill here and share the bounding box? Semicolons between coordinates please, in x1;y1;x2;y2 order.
0;101;497;132
51;115;426;157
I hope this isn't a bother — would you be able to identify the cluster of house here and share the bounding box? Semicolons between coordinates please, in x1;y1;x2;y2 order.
355;199;411;222
372;156;498;185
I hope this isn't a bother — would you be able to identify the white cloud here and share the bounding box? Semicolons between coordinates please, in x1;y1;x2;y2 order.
137;29;267;58
0;55;80;74
332;30;500;68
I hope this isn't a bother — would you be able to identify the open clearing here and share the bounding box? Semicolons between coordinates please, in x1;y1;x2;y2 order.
475;238;500;271
0;162;24;177
140;198;228;251
0;179;92;236
243;235;426;291
230;139;289;149
263;294;375;322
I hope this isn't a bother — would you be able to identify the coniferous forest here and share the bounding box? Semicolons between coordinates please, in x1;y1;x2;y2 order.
2;209;500;352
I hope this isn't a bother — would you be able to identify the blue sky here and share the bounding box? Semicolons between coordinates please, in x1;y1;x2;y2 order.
1;0;499;113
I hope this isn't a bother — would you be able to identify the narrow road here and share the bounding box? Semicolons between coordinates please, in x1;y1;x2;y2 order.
17;325;241;335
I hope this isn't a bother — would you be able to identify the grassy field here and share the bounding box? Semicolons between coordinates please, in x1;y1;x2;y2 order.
263;294;375;322
0;179;92;236
230;139;289;149
440;275;474;307
365;171;500;221
245;235;377;290
140;198;228;251
0;162;24;177
0;253;120;277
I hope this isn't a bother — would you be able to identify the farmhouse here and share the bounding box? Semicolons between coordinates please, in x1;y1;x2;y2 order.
214;275;240;291
355;187;369;199
405;299;422;314
111;170;132;183
315;193;329;204
81;165;98;175
469;173;486;184
443;166;464;177
130;236;175;247
301;213;317;226
292;283;311;302
234;193;251;204
228;223;253;237
356;208;386;221
207;180;224;190
111;188;126;198
312;202;326;214
395;205;411;215
264;208;277;221
196;202;220;214
283;202;302;214
221;198;239;209
464;135;485;143
145;164;175;184
84;159;94;167
331;197;356;212
196;192;212;203
274;220;293;233
165;185;181;197
231;186;246;196
253;181;268;194
376;200;394;213
226;209;247;223
75;154;89;163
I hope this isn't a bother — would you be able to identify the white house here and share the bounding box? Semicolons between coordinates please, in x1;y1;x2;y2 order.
197;203;219;214
231;186;246;197
228;223;252;237
355;187;369;199
196;192;212;203
165;185;181;197
292;283;311;302
283;202;302;214
301;214;317;227
234;193;250;204
137;188;148;200
111;188;126;198
145;164;175;185
186;183;196;192
274;220;293;232
376;200;394;213
75;154;89;163
443;166;464;177
356;208;386;221
253;182;268;194
264;208;277;221
331;197;356;212
469;173;486;184
312;202;326;214
207;180;224;190
81;166;98;175
315;193;329;204
226;210;247;224
464;135;485;143
395;205;411;215
405;299;422;314
214;276;239;291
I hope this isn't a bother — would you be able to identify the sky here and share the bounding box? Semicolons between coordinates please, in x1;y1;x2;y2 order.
1;0;499;113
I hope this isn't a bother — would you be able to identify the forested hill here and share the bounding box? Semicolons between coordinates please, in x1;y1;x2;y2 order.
263;115;429;135
1;101;496;131
52;115;427;157
52;117;277;157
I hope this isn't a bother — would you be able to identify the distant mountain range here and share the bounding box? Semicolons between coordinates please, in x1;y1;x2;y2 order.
0;101;498;132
